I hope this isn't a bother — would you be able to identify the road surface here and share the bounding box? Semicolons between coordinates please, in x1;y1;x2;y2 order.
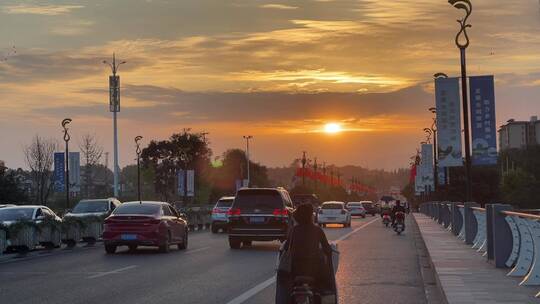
0;216;429;304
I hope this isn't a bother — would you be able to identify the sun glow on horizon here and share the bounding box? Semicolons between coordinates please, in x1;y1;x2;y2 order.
324;123;342;134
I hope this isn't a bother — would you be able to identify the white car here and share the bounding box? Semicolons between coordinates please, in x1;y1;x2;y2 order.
346;202;366;218
64;198;121;218
211;196;234;233
0;205;61;226
317;202;351;227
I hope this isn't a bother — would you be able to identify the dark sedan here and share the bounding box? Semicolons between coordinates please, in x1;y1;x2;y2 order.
103;201;188;254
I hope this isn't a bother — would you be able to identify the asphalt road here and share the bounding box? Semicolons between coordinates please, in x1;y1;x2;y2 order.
0;216;428;304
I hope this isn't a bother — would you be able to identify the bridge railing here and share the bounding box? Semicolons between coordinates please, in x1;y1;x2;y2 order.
419;202;540;294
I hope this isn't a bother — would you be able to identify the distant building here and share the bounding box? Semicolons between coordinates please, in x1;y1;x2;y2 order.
498;116;540;150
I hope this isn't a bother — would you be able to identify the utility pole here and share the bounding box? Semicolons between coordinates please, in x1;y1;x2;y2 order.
243;135;253;187
449;0;473;201
103;53;126;198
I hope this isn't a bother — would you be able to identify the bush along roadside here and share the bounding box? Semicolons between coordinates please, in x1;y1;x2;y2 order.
7;220;38;252
61;217;86;248
80;215;105;245
36;217;62;249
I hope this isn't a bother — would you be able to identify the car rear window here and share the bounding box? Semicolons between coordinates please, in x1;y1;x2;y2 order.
72;200;109;213
234;190;283;211
113;204;160;215
322;203;343;209
216;199;234;208
348;203;361;207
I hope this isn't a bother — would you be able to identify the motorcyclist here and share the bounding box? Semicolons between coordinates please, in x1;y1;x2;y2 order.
279;203;333;303
380;203;391;218
391;200;406;227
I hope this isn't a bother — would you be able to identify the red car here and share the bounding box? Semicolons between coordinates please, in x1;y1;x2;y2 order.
103;201;188;254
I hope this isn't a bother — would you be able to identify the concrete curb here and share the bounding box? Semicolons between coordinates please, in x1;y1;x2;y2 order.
412;213;449;304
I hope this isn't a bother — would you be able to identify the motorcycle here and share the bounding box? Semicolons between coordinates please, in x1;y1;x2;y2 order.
382;214;391;227
394;211;405;235
292;276;316;304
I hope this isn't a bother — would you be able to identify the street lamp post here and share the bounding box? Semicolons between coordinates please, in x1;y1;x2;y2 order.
301;151;307;187
313;158;318;190
449;0;473;201
243;135;253;187
103;53;126;198
429;107;439;191
62;118;72;210
135;136;143;202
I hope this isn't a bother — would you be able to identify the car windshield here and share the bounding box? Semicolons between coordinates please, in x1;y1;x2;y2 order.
234;190;283;212
113;204;160;215
72;200;109;213
216;199;234;208
0;208;34;221
322;203;343;209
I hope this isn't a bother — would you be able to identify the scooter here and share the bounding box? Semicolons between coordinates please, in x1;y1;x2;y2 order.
394;211;405;235
382;214;391;227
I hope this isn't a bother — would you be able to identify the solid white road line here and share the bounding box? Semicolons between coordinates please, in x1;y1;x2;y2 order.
225;276;277;304
225;217;379;304
87;265;137;279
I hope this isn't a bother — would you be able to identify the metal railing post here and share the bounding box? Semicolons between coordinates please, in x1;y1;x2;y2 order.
485;204;495;260
452;203;462;236
464;202;479;245
492;204;513;268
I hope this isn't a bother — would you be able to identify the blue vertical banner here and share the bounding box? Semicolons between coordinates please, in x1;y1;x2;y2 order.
177;170;185;196
53;152;65;192
435;77;463;167
421;144;434;191
69;152;81;194
469;75;497;165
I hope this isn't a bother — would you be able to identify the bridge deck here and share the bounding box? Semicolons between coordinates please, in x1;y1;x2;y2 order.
414;213;539;303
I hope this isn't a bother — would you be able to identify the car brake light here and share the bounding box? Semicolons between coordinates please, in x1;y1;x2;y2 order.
227;208;241;216
272;209;288;216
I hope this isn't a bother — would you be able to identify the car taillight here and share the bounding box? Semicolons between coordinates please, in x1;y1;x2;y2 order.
272;209;288;216
227;208;241;216
212;208;220;214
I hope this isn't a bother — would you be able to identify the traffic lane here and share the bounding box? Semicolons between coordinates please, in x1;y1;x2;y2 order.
0;217;371;304
241;216;377;304
336;216;427;304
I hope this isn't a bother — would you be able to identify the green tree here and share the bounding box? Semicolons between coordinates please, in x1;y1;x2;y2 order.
141;131;211;202
0;164;28;204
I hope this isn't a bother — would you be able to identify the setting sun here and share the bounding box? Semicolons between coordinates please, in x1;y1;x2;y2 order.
324;123;342;134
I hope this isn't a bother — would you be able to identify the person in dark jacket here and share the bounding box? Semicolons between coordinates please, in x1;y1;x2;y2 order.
391;200;406;227
289;203;333;291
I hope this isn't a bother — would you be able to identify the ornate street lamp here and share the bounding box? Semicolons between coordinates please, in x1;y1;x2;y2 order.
449;0;473;201
62;118;72;210
135;136;143;202
243;136;253;187
301;151;307;186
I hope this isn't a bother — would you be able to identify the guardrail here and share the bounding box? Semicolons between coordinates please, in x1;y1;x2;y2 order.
420;202;540;296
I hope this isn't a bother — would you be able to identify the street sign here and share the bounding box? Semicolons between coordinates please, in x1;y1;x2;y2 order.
109;75;120;112
435;77;463;167
187;170;195;197
178;170;185;196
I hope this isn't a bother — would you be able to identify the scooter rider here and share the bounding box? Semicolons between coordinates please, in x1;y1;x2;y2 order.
391;200;406;227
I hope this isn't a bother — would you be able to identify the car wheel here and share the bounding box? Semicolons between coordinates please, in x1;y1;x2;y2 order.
159;233;171;253
128;245;137;252
105;244;117;254
229;237;241;249
178;230;188;250
242;241;252;247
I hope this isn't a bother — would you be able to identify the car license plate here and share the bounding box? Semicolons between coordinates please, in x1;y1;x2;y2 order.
121;234;137;240
250;217;265;224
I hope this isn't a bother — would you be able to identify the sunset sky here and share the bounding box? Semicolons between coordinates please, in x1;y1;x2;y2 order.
0;0;539;170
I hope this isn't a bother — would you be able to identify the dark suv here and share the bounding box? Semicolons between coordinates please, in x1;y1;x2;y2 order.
227;188;294;249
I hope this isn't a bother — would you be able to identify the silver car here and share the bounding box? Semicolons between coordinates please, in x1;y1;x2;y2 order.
211;196;234;233
0;205;61;226
64;198;121;218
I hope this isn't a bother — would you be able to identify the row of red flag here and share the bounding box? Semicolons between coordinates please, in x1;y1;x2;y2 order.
295;168;377;194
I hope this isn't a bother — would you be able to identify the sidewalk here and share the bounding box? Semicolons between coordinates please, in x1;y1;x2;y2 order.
414;213;539;304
